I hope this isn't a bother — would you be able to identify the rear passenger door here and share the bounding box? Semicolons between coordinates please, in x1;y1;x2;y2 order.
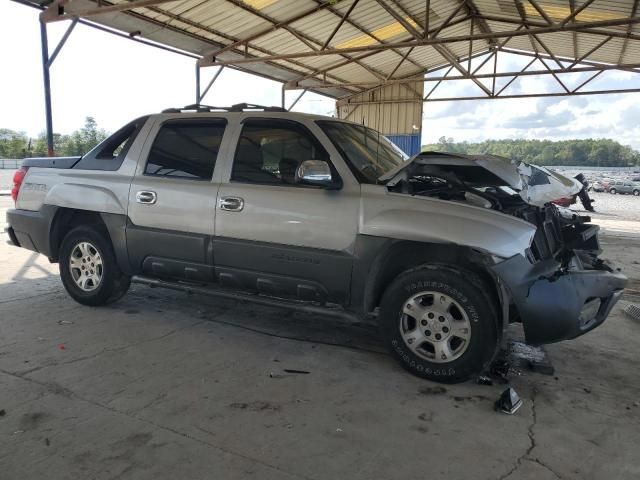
213;118;360;305
127;118;228;281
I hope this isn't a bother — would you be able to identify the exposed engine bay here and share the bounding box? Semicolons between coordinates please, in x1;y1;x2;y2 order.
384;153;604;269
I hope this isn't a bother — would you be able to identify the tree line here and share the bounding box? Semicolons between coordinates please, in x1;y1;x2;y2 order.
0;117;108;159
423;137;640;167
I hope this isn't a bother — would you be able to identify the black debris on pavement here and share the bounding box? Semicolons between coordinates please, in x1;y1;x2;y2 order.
494;387;523;415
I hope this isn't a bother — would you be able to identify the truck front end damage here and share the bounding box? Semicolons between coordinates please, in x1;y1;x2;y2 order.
384;152;627;345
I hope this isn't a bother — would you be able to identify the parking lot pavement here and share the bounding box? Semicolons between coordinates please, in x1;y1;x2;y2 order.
1;198;640;480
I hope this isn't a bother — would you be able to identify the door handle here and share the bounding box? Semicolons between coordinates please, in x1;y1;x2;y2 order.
136;190;157;205
219;196;244;212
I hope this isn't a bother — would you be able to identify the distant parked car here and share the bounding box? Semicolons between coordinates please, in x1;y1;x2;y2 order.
590;181;605;192
607;180;640;195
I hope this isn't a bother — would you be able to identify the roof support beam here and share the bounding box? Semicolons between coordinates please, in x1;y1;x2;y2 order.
284;15;471;87
537;56;570;93
286;89;307;111
205;2;333;59
381;0;490;95
432;2;467;38
568;36;611;68
619;0;640;64
424;65;454;100
495;57;537;96
500;47;640;75
474;13;640;41
422;88;640;103
298;62;640;90
218;0;390;85
322;0;360;50
201;16;640;67
136;3;358;93
527;0;554;25
46;17;77;67
572;70;603;93
560;0;596;26
569;0;578;60
198;66;225;103
40;0;177;22
308;0;424;71
424;0;430;38
374;0;423;40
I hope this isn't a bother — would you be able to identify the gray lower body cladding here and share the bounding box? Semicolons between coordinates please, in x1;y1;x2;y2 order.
492;254;627;345
6;207;57;256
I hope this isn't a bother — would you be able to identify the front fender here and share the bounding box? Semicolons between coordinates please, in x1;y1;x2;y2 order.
360;188;536;258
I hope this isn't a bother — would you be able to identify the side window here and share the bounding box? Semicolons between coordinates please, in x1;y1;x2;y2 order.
145;120;226;180
231;120;329;185
73;117;147;171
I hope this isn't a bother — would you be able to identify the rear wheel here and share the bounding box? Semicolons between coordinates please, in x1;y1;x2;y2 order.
59;226;130;306
634;189;639;196
379;265;498;383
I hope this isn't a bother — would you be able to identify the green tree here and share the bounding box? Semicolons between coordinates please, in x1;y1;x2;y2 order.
0;116;108;159
421;138;639;167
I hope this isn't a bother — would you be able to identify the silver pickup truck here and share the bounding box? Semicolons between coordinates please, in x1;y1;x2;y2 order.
6;104;626;383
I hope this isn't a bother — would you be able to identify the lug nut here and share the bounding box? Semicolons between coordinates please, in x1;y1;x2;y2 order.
428;313;434;319
442;327;449;333
421;320;427;326
425;330;431;336
439;316;445;322
435;333;442;340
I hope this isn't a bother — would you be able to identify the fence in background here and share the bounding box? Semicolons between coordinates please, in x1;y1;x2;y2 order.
0;160;20;169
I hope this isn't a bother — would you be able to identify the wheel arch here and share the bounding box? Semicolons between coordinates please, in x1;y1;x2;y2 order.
358;239;506;331
48;208;130;274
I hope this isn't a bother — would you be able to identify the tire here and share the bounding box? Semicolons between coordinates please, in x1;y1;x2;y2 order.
379;265;498;383
634;190;639;196
59;226;131;306
610;188;616;194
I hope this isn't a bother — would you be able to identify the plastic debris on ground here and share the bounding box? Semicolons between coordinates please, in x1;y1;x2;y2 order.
623;303;640;321
494;387;523;415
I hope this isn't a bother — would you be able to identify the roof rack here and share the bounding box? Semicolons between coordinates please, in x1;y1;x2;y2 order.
161;103;287;113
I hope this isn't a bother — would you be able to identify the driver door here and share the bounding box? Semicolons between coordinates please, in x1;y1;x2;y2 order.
213;118;360;304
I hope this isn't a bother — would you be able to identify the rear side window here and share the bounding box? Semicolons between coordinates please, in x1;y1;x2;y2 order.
145;120;226;180
231;119;330;185
74;117;148;171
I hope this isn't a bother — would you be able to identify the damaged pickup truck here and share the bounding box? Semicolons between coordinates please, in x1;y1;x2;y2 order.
6;105;626;383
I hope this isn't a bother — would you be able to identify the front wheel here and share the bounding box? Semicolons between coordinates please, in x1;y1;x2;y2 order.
610;188;616;194
634;189;639;196
379;265;498;383
59;226;131;306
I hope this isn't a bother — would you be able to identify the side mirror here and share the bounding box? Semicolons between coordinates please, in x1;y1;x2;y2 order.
295;160;339;189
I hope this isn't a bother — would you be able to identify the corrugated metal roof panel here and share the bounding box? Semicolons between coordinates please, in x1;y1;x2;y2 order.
27;0;640;100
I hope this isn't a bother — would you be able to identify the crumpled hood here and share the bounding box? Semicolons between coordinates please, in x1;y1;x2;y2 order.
380;152;583;207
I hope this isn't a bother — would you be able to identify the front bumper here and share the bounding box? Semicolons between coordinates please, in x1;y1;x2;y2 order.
492;254;627;345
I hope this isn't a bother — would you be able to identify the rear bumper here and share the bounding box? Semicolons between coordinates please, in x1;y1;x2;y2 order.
6;208;53;256
492;254;627;345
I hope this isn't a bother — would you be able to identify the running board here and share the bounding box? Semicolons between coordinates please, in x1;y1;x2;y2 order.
132;276;359;322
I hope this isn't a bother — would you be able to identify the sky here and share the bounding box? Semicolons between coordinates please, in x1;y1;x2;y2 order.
1;1;639;149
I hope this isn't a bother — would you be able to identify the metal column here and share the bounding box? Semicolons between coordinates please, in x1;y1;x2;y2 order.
38;17;78;157
195;62;201;104
39;20;54;157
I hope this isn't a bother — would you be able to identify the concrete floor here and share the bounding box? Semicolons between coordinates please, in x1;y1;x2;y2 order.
1;195;640;479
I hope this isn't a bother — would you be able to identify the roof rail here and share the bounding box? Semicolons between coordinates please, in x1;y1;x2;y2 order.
161;103;287;113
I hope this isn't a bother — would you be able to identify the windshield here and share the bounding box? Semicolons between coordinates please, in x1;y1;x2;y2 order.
317;121;408;183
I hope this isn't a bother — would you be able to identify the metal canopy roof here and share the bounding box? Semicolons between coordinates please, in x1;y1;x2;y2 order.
29;0;640;101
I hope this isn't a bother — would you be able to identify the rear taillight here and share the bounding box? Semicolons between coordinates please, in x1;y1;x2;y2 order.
11;166;29;203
